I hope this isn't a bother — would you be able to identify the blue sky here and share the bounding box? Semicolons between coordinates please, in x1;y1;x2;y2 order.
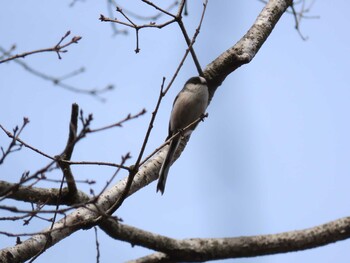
1;1;350;262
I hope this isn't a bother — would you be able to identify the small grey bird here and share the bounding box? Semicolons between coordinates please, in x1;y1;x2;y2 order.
157;76;209;194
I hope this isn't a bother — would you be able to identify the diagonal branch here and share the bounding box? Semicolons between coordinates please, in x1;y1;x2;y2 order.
105;78;167;214
203;0;293;100
174;0;208;76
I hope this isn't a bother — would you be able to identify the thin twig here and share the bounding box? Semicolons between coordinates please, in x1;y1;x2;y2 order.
0;117;29;164
0;121;131;171
176;0;208;76
142;0;177;18
162;1;209;94
96;153;132;201
105;78;167;212
58;160;130;170
0;124;54;161
0;46;114;101
107;0;129;35
259;0;319;41
94;227;100;263
88;109;146;133
290;3;308;40
100;5;177;53
0;31;81;64
139;113;208;167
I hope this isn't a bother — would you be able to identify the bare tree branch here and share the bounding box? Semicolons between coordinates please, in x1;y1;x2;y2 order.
0;31;81;64
98;216;350;262
0;39;114;101
100;0;208;76
0;105;145;173
106;0;179;36
0;124;54;161
0;117;29;164
94;227;101;263
172;0;208;76
56;103;80;197
88;108;146;133
204;0;293;99
0;180;89;206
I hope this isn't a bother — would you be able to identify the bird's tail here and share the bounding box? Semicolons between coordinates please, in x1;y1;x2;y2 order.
157;137;180;194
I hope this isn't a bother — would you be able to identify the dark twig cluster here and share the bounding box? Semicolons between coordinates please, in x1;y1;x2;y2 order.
0;103;145;235
102;0;179;41
0;108;145;171
100;0;207;77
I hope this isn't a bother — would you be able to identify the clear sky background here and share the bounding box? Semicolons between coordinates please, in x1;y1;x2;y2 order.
1;1;350;262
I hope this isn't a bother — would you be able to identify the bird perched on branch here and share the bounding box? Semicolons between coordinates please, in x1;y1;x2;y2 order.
157;76;209;194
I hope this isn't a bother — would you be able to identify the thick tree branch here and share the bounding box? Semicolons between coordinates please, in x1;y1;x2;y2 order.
0;180;90;205
99;216;350;263
203;0;293;100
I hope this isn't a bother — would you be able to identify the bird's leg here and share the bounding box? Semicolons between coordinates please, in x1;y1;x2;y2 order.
200;112;209;122
177;128;185;139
